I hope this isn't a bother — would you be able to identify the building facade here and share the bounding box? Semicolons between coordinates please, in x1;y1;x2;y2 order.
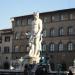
12;8;75;70
0;29;13;69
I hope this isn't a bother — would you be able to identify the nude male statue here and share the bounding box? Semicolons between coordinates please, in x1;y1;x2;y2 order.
28;12;42;63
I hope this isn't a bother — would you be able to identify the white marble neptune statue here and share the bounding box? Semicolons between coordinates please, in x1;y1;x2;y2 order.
28;12;42;63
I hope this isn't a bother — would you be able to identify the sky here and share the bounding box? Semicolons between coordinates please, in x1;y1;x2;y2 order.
0;0;75;30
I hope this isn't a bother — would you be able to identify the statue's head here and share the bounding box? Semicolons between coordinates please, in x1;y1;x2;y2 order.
33;12;39;20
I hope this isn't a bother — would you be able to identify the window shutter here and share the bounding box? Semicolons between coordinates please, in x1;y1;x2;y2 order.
55;44;58;52
46;44;49;51
46;29;49;37
64;44;67;51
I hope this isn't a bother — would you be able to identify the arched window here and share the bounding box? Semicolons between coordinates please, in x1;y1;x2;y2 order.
68;26;73;35
58;43;63;51
68;42;73;51
42;44;46;51
50;28;55;37
59;27;64;36
50;43;55;51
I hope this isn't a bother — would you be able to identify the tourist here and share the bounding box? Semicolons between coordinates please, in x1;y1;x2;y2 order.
24;64;28;75
35;65;48;75
68;70;73;75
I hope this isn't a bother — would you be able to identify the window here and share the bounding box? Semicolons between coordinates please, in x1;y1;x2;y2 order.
70;14;73;20
42;44;46;51
4;47;9;53
50;28;55;36
68;42;73;51
21;19;25;26
15;46;19;52
28;19;32;25
16;20;21;26
60;15;64;20
5;36;10;42
59;27;64;36
58;43;63;51
43;17;48;23
15;32;20;39
21;19;27;26
42;43;46;51
0;37;2;43
68;27;73;35
50;43;55;51
52;16;55;21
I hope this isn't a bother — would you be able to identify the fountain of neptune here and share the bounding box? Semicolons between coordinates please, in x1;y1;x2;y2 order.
10;12;43;70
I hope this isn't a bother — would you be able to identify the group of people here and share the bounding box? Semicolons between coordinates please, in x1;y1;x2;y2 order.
24;64;73;75
24;64;48;75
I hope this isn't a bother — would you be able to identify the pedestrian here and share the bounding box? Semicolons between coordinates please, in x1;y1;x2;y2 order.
35;65;48;75
24;64;28;75
42;67;48;75
68;70;73;75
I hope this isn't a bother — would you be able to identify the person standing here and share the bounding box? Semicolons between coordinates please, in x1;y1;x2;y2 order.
24;65;28;75
35;65;48;75
68;70;73;75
